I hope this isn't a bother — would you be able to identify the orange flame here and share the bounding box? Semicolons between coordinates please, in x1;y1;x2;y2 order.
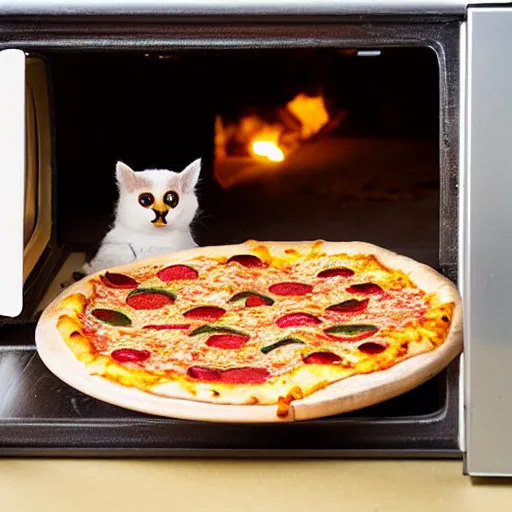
215;92;333;165
286;93;329;140
251;141;285;162
248;124;285;162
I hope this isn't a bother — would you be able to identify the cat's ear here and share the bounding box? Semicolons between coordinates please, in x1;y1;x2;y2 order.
116;161;148;193
179;158;202;193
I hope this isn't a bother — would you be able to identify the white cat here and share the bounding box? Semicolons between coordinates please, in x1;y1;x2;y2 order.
82;158;202;275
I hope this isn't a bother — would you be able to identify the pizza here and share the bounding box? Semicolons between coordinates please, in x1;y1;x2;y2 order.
36;240;462;422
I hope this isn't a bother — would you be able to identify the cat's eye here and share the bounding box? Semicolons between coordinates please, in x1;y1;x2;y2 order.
163;190;179;208
138;193;154;208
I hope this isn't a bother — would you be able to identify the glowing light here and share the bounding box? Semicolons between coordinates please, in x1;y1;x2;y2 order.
251;141;285;162
214;92;332;168
286;93;330;139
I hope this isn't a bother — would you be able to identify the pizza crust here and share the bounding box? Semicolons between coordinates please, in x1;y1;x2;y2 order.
35;239;463;423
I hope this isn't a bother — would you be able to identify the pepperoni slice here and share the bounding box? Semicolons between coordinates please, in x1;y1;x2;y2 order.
347;283;383;294
91;309;132;327
206;334;250;349
276;312;321;328
143;323;191;330
303;352;343;365
317;267;354;278
186;366;270;384
229;291;274;307
111;348;150;363
227;255;264;268
126;289;175;310
184;306;226;321
268;282;313;296
326;298;369;314
246;295;270;307
220;367;270;384
100;272;139;289
157;264;198;282
187;366;221;381
358;342;388;354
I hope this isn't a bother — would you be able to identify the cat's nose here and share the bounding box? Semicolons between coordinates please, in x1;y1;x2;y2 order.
151;208;169;226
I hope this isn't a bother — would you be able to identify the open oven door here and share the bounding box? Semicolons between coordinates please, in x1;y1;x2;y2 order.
0;49;25;317
0;49;54;321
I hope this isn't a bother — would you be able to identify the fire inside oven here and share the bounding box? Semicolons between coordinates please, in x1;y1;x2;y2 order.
0;45;454;453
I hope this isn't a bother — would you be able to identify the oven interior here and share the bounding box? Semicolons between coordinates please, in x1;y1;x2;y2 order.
0;46;460;456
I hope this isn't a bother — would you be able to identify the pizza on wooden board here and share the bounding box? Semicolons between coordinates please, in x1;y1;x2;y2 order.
35;240;462;422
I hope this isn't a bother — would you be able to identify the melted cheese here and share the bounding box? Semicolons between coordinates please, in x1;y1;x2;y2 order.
78;249;452;381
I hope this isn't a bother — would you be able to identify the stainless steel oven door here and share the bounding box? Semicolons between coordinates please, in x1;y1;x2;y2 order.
463;6;512;477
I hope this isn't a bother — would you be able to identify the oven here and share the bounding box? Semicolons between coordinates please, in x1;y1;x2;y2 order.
0;0;509;477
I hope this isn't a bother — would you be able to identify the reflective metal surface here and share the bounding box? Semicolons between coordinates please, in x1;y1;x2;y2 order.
463;6;512;477
0;0;509;17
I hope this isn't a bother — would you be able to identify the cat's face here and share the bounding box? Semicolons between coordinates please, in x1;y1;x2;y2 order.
114;159;201;235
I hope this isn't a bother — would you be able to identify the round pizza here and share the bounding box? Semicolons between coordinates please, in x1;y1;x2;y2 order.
35;240;462;422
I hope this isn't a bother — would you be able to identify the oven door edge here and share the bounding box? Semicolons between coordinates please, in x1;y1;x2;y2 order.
0;48;25;317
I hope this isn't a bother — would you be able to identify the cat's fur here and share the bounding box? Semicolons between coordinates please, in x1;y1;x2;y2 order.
82;158;202;275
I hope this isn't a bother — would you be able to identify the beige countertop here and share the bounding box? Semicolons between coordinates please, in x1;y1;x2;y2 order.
2;459;512;511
